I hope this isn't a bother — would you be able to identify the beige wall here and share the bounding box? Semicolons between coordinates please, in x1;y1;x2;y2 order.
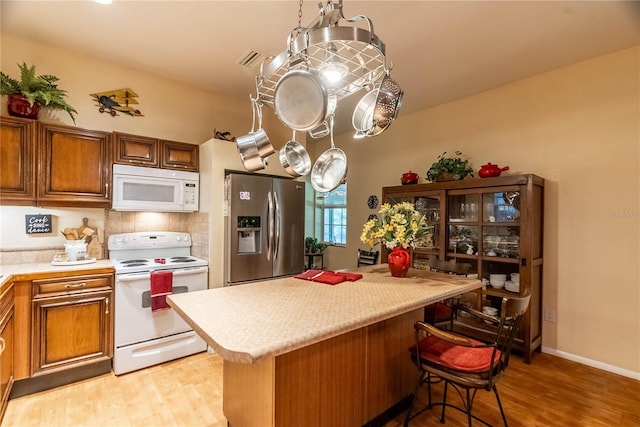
314;46;639;375
1;32;638;376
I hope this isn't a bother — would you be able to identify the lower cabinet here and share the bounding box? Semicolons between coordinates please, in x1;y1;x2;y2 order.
31;274;113;376
0;283;15;422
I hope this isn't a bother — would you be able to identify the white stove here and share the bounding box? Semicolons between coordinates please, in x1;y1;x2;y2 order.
109;232;208;273
108;232;208;375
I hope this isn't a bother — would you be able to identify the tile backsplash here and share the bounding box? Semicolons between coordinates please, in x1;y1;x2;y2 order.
0;209;209;265
104;210;209;259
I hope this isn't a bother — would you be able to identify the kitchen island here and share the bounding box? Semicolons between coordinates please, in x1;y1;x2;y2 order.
168;264;481;427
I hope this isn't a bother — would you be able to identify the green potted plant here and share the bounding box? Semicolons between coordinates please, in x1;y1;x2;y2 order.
305;237;327;254
1;62;77;123
426;151;474;182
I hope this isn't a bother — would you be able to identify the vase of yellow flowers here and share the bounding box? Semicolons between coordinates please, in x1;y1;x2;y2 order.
360;202;432;277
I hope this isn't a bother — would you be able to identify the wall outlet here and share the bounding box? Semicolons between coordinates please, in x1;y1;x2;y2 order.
544;307;556;322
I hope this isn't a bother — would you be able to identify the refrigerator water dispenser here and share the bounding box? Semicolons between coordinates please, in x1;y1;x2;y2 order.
237;216;261;254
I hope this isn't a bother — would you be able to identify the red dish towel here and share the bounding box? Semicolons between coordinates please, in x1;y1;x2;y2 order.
294;269;346;285
295;269;324;280
150;270;173;312
337;272;363;282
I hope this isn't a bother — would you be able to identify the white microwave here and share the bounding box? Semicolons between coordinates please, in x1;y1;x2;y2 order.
112;164;199;212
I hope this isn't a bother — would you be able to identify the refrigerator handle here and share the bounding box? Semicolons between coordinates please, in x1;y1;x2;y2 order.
267;191;274;261
274;190;280;260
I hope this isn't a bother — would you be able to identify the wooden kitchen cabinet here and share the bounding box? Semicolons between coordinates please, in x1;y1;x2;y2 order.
160;140;199;171
382;174;544;362
37;122;112;208
0;116;36;205
0;282;15;422
113;132;159;167
113;132;199;171
31;273;113;376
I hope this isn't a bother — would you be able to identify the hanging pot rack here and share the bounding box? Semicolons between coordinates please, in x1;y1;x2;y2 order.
254;1;395;131
238;0;402;191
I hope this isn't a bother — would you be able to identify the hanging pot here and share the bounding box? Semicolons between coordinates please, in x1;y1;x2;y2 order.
279;130;311;177
236;133;266;172
235;97;268;172
310;116;347;192
274;69;329;131
252;98;275;158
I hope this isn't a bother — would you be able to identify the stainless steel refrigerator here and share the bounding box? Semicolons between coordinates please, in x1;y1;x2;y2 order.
224;173;305;285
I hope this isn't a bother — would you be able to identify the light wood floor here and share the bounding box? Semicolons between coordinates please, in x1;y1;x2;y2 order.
3;352;639;426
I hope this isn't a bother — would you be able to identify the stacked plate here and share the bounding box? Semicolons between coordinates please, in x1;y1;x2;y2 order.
505;278;520;293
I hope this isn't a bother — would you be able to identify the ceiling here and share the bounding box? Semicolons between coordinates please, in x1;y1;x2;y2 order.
2;1;639;134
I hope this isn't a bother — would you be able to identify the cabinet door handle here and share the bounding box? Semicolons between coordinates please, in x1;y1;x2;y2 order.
64;282;87;289
105;297;109;315
0;337;5;355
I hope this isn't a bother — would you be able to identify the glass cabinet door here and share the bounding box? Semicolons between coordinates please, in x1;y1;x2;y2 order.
482;191;521;259
448;194;479;222
415;195;440;250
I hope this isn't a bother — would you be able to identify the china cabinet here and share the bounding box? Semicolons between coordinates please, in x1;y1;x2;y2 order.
382;174;544;362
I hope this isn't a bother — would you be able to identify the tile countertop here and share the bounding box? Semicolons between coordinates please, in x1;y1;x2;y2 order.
0;259;114;285
168;264;482;364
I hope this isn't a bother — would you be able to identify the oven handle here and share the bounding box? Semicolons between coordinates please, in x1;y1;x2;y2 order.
116;266;208;282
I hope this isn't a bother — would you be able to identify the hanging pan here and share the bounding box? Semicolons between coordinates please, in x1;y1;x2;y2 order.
279;130;311;178
310;116;347;193
274;69;329;132
235;96;267;172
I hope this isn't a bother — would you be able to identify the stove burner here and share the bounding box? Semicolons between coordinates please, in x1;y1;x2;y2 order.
123;263;148;267
170;257;196;262
121;259;149;264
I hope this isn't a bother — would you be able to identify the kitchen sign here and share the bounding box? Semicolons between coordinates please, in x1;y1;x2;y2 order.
25;214;53;234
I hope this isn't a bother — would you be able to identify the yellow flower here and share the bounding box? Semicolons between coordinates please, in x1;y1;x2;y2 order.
360;202;432;249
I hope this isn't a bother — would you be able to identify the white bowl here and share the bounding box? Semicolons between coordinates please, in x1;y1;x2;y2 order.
491;281;505;289
490;274;507;282
482;306;498;316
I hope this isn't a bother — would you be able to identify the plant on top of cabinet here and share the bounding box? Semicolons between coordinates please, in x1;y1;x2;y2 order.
426;151;474;182
0;63;77;123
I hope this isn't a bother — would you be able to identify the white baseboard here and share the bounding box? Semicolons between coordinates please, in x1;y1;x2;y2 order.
541;346;640;380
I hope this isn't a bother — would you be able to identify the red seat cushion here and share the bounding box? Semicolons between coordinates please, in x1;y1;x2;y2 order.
414;335;501;372
424;302;452;323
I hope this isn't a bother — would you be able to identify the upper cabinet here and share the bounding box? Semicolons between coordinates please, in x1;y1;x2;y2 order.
160;140;198;171
114;132;198;172
1;117;199;208
0;117;36;204
383;174;544;363
113;132;159;167
37;123;112;208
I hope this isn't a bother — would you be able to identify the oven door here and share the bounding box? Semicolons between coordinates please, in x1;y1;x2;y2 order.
114;266;208;347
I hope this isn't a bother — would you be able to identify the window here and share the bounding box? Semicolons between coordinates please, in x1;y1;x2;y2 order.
318;183;347;245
